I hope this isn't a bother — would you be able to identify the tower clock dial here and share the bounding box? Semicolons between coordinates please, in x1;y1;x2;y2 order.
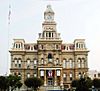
46;15;53;21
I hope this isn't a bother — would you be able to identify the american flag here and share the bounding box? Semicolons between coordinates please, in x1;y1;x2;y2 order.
48;70;53;77
8;4;11;25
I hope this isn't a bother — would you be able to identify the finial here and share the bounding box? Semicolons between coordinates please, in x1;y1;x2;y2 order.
47;5;51;9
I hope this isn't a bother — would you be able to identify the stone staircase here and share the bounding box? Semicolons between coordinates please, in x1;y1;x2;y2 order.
40;86;62;91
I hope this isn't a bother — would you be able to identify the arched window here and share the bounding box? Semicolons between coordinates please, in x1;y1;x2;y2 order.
56;58;59;65
18;73;21;77
14;58;17;67
76;43;78;48
67;60;69;68
69;59;73;68
78;58;81;68
82;58;85;68
27;59;31;68
34;59;37;65
63;59;66;68
48;53;52;62
56;45;59;49
41;58;44;64
70;72;73;80
79;72;81;78
40;70;44;76
27;73;30;78
16;44;18;48
49;32;51;37
19;44;20;48
63;73;67;81
18;58;21;68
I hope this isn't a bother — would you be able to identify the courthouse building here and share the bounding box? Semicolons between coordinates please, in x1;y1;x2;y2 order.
9;5;89;88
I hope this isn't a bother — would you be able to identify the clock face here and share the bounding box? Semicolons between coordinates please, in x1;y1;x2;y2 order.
47;15;52;20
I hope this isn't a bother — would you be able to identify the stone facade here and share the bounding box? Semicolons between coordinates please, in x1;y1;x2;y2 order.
9;5;89;88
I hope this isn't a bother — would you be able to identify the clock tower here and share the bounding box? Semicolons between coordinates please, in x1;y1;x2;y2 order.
38;5;61;40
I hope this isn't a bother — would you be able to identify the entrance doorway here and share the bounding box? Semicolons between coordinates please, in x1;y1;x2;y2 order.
48;78;53;86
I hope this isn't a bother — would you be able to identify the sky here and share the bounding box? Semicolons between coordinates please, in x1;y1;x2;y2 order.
0;0;100;75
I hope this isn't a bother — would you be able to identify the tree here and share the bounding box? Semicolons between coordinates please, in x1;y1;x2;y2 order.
93;78;100;88
71;79;79;88
24;77;43;91
71;77;92;91
16;81;23;91
0;76;9;91
7;75;22;91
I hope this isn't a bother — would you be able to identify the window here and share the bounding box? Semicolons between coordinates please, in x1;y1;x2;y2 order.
70;72;73;80
67;61;69;68
46;32;48;37
78;58;81;68
41;58;44;64
34;59;37;65
14;59;17;67
19;44;20;48
52;33;53;37
57;70;60;76
63;59;66;68
76;43;78;48
27;73;30;78
41;45;43;49
18;64;21;68
27;59;30;68
49;32;51;37
81;44;83;48
16;44;18;48
34;45;38;50
48;53;52;62
40;70;44;76
63;73;67;81
34;74;37;77
18;59;21;68
34;65;37;69
18;58;21;68
56;58;59;65
27;59;30;65
98;73;100;77
69;59;73;68
56;45;59;49
82;58;85;68
94;74;96;78
18;73;21;77
79;72;81;78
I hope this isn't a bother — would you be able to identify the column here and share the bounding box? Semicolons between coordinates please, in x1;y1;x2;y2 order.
44;32;45;39
47;32;49;39
54;70;57;86
44;69;47;86
60;69;63;86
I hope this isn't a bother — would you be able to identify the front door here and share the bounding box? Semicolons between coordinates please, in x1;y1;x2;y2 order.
48;78;53;86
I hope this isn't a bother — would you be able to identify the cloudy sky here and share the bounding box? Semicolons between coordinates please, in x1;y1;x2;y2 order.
0;0;100;75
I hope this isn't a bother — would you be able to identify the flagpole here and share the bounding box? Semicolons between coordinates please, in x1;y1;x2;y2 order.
7;0;11;76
